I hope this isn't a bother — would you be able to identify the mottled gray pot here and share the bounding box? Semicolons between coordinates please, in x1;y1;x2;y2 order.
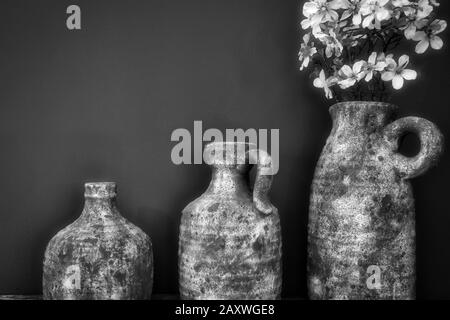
308;101;444;300
43;182;153;300
179;142;282;300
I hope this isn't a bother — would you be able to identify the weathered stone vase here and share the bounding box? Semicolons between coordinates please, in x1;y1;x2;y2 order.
308;101;444;300
43;182;153;300
179;142;282;299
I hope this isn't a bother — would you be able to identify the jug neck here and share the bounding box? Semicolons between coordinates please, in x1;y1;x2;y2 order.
206;167;251;197
330;101;398;137
81;182;120;219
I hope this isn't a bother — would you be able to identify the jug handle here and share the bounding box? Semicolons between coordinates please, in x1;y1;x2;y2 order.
246;148;275;215
382;117;444;179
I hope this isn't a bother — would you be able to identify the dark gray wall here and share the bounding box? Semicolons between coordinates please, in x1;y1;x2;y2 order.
0;0;449;299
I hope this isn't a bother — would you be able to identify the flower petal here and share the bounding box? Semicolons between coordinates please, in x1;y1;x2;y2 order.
329;0;347;10
319;69;327;80
430;35;443;50
311;14;323;26
368;52;377;65
313;78;324;88
338;78;356;89
303;33;310;44
324;87;333;99
303;3;318;17
401;69;417;80
415;39;430;54
353;60;365;73
340;65;353;77
353;13;362;26
362;15;374;29
433;19;447;34
385;57;397;71
398;55;409;68
374;61;387;71
301;19;311;30
341;10;352;21
376;8;390;22
412;31;427;41
382;71;395;81
404;25;416;40
392;74;404;90
301;57;309;70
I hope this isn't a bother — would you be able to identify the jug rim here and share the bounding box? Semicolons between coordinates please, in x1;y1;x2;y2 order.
330;101;399;118
330;101;399;112
84;182;117;199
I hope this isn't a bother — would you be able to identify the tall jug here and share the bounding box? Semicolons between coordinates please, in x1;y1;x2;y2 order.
308;102;443;300
179;142;282;299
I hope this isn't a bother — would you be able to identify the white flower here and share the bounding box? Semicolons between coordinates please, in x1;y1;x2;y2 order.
298;34;318;70
303;0;340;24
334;0;364;25
337;61;365;89
381;55;417;89
316;29;344;58
301;15;323;35
401;10;428;40
313;70;337;99
413;19;447;53
303;0;339;22
297;0;445;98
416;0;434;20
376;52;394;66
359;0;391;29
362;52;387;81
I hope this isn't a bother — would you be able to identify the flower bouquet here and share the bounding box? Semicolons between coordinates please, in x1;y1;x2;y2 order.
298;0;447;101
